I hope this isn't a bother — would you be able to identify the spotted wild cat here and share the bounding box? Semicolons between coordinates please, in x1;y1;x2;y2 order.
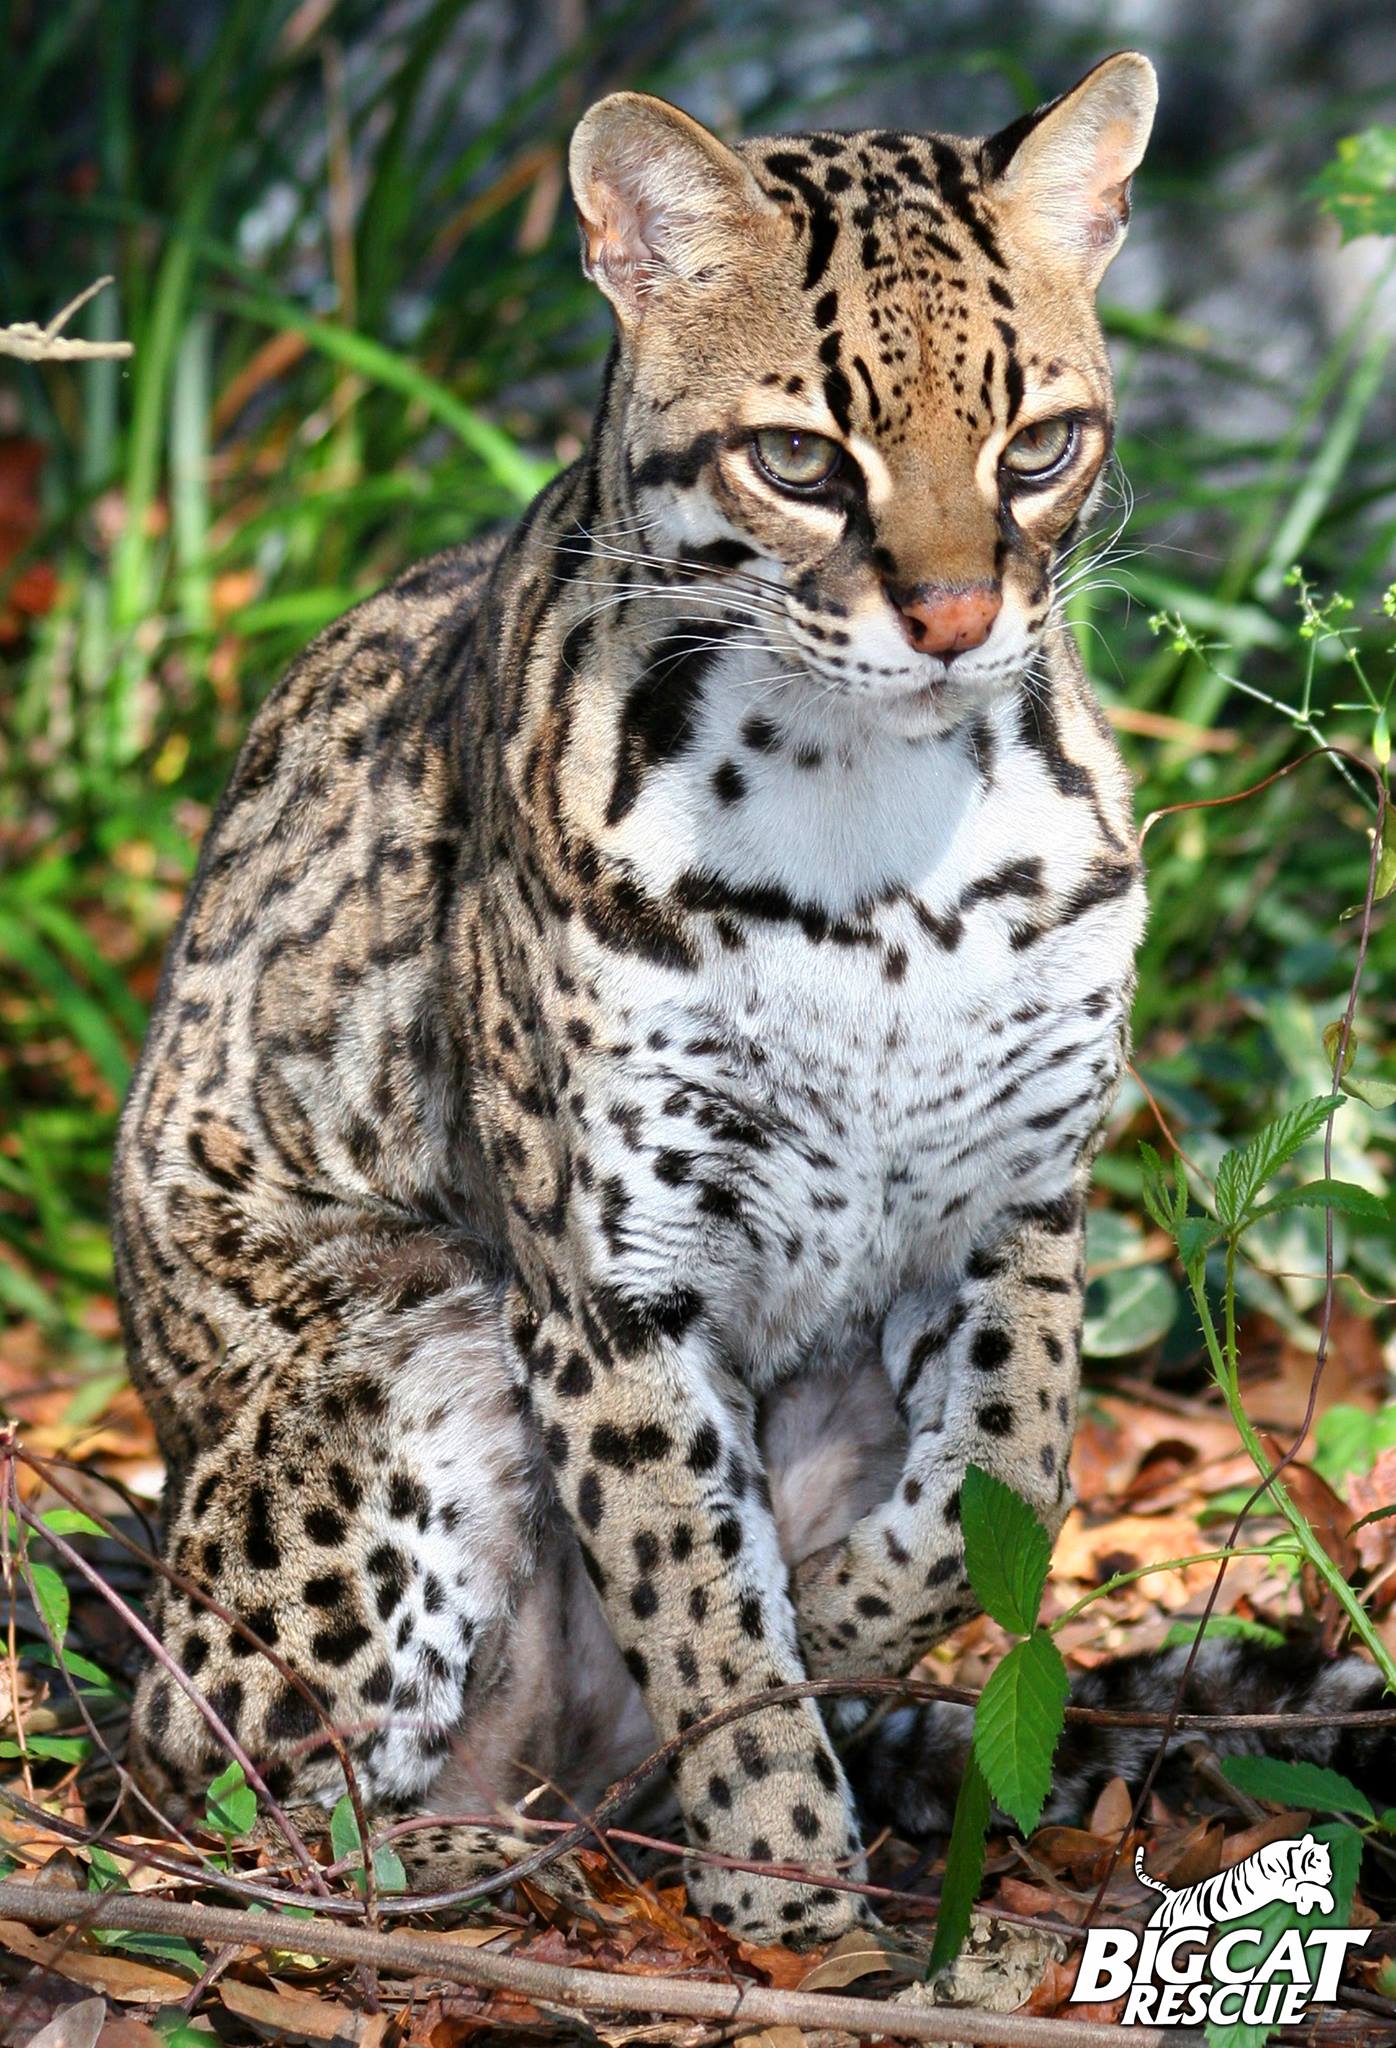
112;52;1392;1945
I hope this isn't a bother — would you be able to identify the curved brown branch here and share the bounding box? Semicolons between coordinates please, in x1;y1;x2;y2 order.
0;1880;1201;2047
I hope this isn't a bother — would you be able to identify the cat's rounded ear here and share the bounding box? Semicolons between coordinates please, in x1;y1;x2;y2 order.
569;93;776;324
982;52;1157;284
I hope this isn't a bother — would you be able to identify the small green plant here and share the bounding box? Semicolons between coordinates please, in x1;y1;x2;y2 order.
330;1791;407;1897
930;1475;1305;1970
1204;1756;1391;2048
930;1465;1069;1970
1140;1100;1396;1693
205;1758;257;1840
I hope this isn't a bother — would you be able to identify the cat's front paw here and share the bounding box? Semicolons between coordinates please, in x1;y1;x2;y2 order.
684;1856;874;1947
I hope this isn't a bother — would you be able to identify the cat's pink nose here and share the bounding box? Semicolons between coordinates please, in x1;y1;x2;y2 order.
894;584;1002;659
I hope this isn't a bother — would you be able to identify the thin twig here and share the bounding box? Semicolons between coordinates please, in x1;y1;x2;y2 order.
0;1881;1202;2047
0;278;133;362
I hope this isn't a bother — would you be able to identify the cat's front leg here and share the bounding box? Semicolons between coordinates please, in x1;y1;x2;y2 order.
512;1273;869;1944
792;1193;1084;1682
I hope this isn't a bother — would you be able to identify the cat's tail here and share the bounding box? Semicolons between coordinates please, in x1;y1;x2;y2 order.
851;1636;1394;1840
1133;1845;1170;1895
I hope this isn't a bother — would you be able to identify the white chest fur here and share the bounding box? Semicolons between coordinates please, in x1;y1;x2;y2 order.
574;655;1141;1377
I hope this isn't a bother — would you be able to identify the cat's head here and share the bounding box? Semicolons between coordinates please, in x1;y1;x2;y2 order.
569;54;1156;735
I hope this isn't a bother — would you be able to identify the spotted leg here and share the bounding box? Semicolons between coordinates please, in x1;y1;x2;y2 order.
792;1194;1084;1682
516;1285;869;1943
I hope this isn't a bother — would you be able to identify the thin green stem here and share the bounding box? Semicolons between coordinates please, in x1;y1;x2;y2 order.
1185;1258;1396;1692
1049;1546;1305;1632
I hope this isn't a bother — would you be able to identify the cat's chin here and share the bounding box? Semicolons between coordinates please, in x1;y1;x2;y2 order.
859;665;1024;740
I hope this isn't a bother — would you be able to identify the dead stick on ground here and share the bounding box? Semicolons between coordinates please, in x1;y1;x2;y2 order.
0;277;133;362
0;1882;1199;2046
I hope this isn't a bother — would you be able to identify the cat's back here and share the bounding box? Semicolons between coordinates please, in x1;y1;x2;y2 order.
114;538;502;1235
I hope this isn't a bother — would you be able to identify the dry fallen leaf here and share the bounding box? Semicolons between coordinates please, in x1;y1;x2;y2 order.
1088;1775;1134;1840
796;1926;902;1992
219;1976;373;2043
0;1921;192;2003
24;1998;106;2048
1348;1446;1396;1575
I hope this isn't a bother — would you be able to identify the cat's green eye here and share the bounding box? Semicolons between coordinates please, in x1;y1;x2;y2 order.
1001;416;1077;480
752;428;843;491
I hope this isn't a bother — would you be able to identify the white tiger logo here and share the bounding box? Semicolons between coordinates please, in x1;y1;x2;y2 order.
1135;1836;1335;1930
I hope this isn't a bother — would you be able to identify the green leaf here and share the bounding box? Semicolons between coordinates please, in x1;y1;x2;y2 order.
1311;127;1396;243
1162;1614;1286;1652
1213;1097;1343;1228
1220;1755;1374;1821
23;1645;123;1694
27;1561;69;1646
1082;1261;1179;1357
329;1791;404;1894
88;1845;125;1889
37;1509;106;1539
330;1793;361;1867
1252;1179;1389;1225
928;1749;992;1974
1205;1821;1362;2048
214;288;553;503
1137;1142;1174;1233
0;1733;93;1762
1313;1402;1394;1486
1340;1071;1396;1110
205;1760;257;1840
972;1630;1069;1834
960;1465;1052;1636
1177;1215;1220;1273
92;1928;203;1974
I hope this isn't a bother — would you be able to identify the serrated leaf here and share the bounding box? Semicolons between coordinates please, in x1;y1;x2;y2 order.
1205;1821;1362;2048
961;1465;1051;1636
329;1792;361;1866
1213;1097;1343;1227
972;1630;1069;1833
1138;1142;1174;1233
1177;1214;1219;1273
27;1561;69;1646
1350;1501;1396;1536
1083;1261;1179;1358
1252;1178;1389;1225
1341;1071;1396;1110
1220;1754;1373;1821
929;1748;992;1973
206;1760;256;1839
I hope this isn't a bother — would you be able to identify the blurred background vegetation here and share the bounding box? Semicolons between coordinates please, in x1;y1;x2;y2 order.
1;0;1393;1433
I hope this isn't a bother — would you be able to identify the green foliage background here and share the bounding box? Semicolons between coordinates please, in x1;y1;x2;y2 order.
1;0;1393;1402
